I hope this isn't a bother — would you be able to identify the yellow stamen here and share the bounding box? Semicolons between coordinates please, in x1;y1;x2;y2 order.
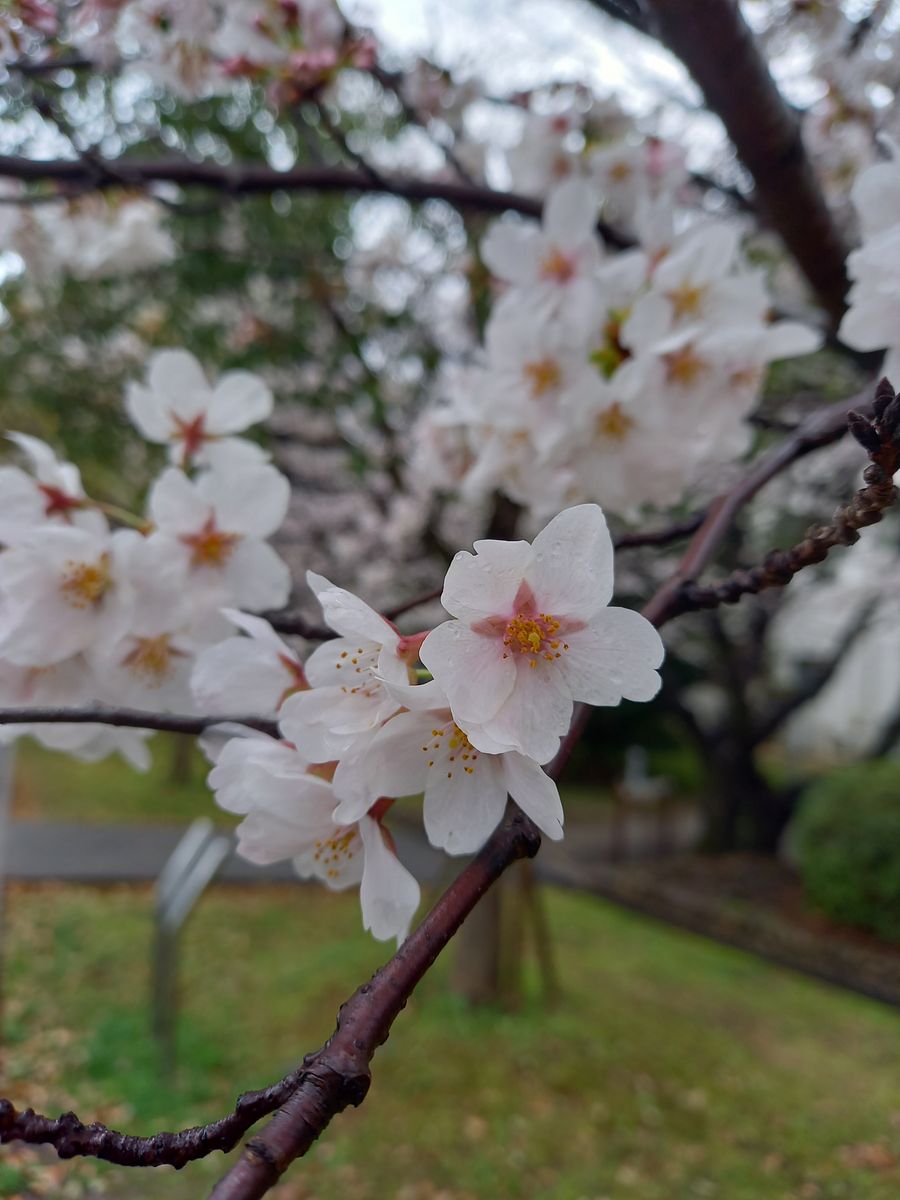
60;554;111;610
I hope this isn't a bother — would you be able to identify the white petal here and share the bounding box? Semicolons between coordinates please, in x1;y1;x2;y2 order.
440;540;533;622
125;382;172;442
502;752;564;840
199;465;289;538
306;571;398;646
526;504;614;618
224;539;292;612
544;178;598;244
148;468;209;533
556;608;664;705
420;620;516;725
191;638;294;715
423;752;507;855
472;657;572;763
147;348;211;402
332;711;431;823
358;817;421;943
207;371;274;434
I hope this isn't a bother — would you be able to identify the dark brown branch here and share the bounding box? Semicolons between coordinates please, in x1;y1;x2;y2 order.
670;393;900;619
644;0;849;323
613;512;705;550
0;1067;309;1168
0;707;278;738
0;155;632;248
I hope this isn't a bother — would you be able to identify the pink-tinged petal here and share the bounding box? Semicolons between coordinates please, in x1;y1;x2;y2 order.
526;504;614;619
332;711;431;824
358;816;421;943
307;571;398;647
208;371;273;434
556;608;664;705
469;657;572;764
420;620;516;725
502;752;564;841
423;753;507;855
440;539;533;622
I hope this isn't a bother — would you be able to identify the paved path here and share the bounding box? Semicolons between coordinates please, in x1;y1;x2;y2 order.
2;808;702;887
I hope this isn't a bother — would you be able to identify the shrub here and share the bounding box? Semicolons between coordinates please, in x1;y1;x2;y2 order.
792;760;900;942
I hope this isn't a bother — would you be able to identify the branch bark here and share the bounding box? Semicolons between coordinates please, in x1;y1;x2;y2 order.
644;0;849;323
0;707;278;737
0;155;632;248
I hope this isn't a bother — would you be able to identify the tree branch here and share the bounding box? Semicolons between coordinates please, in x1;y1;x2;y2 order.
643;385;874;626
2;385;889;1198
644;0;849;323
0;707;278;738
0;155;633;248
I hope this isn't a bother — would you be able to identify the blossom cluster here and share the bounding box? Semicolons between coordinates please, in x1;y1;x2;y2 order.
0;347;290;765
201;504;664;942
411;177;821;521
0;189;175;283
8;0;373;103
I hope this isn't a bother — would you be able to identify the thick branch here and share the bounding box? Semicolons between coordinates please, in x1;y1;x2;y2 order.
0;155;632;248
644;0;849;323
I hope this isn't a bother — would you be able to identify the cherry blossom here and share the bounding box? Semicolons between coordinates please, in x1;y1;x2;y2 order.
191;610;307;716
480;178;603;333
126;349;273;470
145;464;291;612
0;526;135;667
208;733;421;942
420;505;664;764
332;680;564;855
0;433;106;544
277;572;413;761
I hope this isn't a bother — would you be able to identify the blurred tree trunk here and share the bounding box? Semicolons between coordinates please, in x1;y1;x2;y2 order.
450;860;558;1007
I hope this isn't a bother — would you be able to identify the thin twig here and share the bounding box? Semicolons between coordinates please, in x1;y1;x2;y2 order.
0;707;278;738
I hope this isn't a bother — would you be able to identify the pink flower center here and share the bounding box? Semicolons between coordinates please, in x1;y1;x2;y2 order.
503;612;568;669
60;554;111;609
180;515;241;568
539;248;577;284
121;634;186;685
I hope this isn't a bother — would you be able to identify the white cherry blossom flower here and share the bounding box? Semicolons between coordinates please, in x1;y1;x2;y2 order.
333;680;564;855
0;526;136;667
0;654;151;769
191;609;306;716
208;733;420;942
278;572;413;761
481;178;603;334
126;349;272;469
146;465;291;612
0;433;106;544
420;505;664;764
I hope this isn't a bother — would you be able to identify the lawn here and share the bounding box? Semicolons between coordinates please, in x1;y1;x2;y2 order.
3;880;900;1200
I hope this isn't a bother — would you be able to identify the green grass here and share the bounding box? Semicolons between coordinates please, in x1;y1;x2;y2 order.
4;882;900;1199
12;737;218;825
